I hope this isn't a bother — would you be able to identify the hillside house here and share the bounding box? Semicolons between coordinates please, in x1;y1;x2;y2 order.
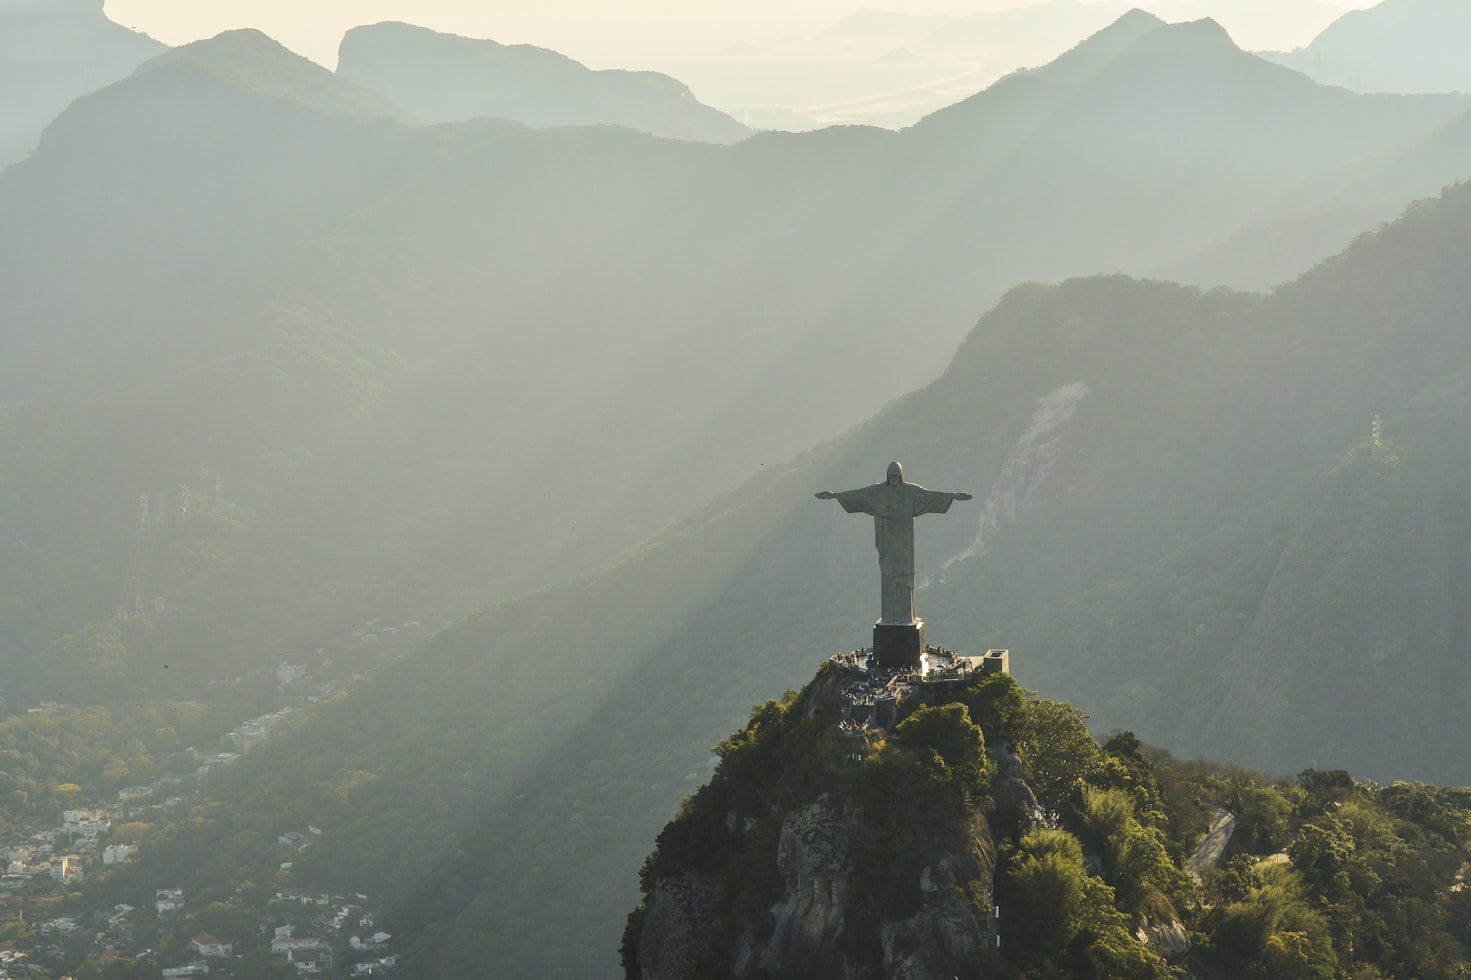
102;843;134;865
48;856;81;881
190;933;233;957
349;932;391;952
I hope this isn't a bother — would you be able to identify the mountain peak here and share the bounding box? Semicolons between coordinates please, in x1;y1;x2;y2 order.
134;28;413;121
1115;7;1168;30
336;20;748;143
142;27;329;75
1126;15;1243;60
1041;7;1168;82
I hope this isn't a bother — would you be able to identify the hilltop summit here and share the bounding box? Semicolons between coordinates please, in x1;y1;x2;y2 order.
336;21;750;143
624;658;1471;977
136;28;413;122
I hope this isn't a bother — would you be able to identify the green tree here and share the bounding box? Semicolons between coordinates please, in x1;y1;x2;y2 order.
1020;699;1104;823
1002;828;1169;977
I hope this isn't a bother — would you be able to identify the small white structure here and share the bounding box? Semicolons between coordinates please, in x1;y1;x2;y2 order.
156;887;185;913
191;933;233;958
102;843;135;865
49;856;81;881
349;931;391;951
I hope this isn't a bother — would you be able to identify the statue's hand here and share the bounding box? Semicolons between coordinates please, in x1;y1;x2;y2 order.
815;491;836;499
954;492;973;501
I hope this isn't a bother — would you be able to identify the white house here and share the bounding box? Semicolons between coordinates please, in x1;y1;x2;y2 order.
102;843;134;865
349;932;391;951
156;888;184;913
190;933;233;958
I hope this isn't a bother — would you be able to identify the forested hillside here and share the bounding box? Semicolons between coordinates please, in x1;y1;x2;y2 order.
5;13;1470;713
70;176;1471;977
628;668;1471;978
7;9;1471;978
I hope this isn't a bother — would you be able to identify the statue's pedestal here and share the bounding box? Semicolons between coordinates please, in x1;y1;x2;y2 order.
873;619;924;670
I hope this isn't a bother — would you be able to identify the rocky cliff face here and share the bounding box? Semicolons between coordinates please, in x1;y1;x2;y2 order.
636;794;996;980
626;664;1005;979
635;871;721;980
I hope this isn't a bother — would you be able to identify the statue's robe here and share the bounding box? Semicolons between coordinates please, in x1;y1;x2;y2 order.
832;481;958;624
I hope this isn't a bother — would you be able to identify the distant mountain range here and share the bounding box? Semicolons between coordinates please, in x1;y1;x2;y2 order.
1262;0;1471;94
144;28;414;122
336;21;750;143
0;7;748;178
0;0;163;169
10;6;1471;977
5;11;1470;701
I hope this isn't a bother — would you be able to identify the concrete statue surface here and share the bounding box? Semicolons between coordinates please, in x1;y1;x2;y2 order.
816;461;972;625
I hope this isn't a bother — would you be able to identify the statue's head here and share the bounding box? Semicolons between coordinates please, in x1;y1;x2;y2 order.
886;461;903;486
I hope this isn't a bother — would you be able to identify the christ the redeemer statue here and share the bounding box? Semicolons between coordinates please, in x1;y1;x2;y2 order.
816;461;971;668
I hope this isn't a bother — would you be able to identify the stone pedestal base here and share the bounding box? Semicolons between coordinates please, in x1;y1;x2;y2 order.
873;619;924;670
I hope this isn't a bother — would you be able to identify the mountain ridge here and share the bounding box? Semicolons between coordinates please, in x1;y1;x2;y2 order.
136;28;415;122
0;0;164;168
336;20;750;143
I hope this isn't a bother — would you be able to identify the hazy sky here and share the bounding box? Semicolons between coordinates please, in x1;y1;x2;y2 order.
103;0;1383;125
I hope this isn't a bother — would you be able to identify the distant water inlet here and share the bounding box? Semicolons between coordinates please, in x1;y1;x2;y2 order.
922;381;1090;587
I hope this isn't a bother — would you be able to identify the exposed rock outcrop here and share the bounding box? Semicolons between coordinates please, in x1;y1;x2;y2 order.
1136;915;1191;959
636;870;721;980
878;823;996;979
720;800;988;971
629;668;1018;978
732;798;855;980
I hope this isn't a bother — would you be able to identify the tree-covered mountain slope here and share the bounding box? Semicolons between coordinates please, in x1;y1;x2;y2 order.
8;12;1471;719
627;667;1471;979
906;12;1467;291
89;176;1471;977
335;21;750;143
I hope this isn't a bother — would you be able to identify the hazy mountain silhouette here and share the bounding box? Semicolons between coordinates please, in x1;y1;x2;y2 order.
336;21;750;143
818;0;1345;66
1147;0;1347;50
1262;0;1471;94
140;178;1471;978
139;29;414;122
1156;100;1471;289
5;14;1471;713
0;0;164;170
